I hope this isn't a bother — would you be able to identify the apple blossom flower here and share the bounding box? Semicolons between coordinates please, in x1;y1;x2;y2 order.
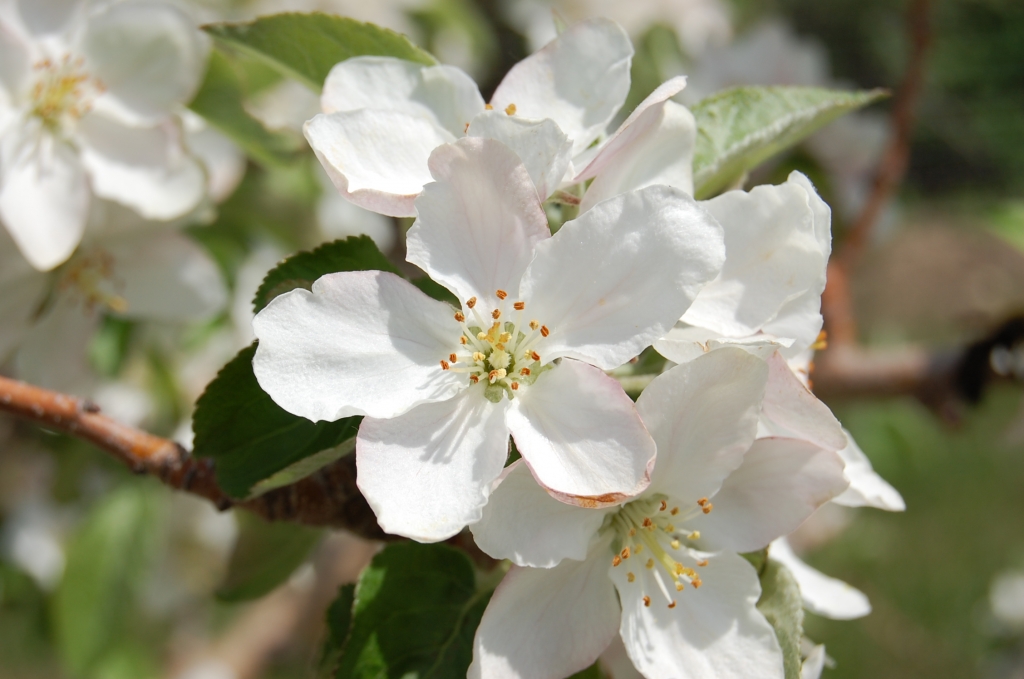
252;136;725;541
0;0;207;271
468;348;850;679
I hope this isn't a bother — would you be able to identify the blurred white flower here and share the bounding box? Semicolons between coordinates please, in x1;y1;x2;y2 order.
991;571;1024;629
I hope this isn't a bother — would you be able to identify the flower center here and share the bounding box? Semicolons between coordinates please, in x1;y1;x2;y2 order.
603;493;715;609
29;56;103;132
59;250;127;313
439;289;551;402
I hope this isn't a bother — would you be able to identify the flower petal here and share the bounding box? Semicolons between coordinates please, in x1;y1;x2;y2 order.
0;236;46;361
321;56;483;137
252;270;464;421
507;358;654;505
802;644;827;679
77;113;205;221
98;229;227;322
15;296;99;395
759;291;823;359
577;78;696;211
770;538;871;620
698;437;849;553
636;348;767;502
469;554;621;679
81;1;205;121
0;131;89;271
831;430;905;511
522;185;724;370
761;352;847;451
0;20;30;100
357;386;510;542
407;137;549;307
15;0;82;36
467;110;572;199
471;460;614;567
490;18;633;155
611;549;784;679
653;322;791;365
683;175;829;337
305;109;452;218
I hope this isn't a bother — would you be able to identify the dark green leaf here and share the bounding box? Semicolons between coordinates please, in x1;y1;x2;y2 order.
412;276;459;306
53;485;158;676
756;559;804;679
692;86;887;199
192;344;360;499
217;513;322;602
317;584;356;679
335;542;492;679
252;236;400;313
203;13;435;93
568;661;608;679
188;50;302;167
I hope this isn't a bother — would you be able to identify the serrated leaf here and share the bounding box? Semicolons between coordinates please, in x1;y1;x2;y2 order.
192;344;360;499
188;49;302;167
692;86;887;199
204;13;435;93
53;485;158;677
317;584;356;679
335;542;492;679
756;560;804;679
252;236;400;313
217;513;321;602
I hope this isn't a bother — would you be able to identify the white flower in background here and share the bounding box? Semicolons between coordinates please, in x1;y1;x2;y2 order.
0;201;227;395
469;349;849;679
0;0;207;270
252;136;725;541
306;18;691;216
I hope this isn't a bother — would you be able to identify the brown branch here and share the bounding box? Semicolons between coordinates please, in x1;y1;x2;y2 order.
0;375;389;541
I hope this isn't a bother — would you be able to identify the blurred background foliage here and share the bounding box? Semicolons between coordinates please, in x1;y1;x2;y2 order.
2;0;1024;678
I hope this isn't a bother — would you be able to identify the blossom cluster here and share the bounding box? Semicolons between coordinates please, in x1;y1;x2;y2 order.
249;17;905;679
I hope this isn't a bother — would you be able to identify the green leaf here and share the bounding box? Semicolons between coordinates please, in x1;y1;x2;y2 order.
203;13;435;93
412;276;459;306
192;343;360;499
692;86;887;199
53;485;158;677
252;235;400;313
568;662;608;679
335;542;492;679
188;49;302;167
756;559;805;679
317;584;356;679
217;513;322;602
248;437;355;496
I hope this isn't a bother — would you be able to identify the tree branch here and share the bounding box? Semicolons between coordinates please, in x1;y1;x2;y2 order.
0;375;389;541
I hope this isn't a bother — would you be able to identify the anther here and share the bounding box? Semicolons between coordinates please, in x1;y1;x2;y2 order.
511;382;519;390
519;367;531;376
492;309;501;320
529;320;539;330
496;289;508;300
440;360;450;370
697;498;709;507
460;336;467;344
642;517;653;529
659;500;668;511
513;301;525;310
473;352;485;362
449;353;457;363
454;311;465;322
499;332;512;343
688;531;700;540
485;104;493;110
691;578;703;589
697;560;709;567
671;507;679;515
645;559;654;569
469;375;479;383
505;103;516;115
530;351;541;361
540;325;550;337
627;572;635;583
466;297;477;308
612;555;622;567
477;332;488;340
676;582;685;591
628;527;636;537
643;596;651;607
668;601;677;609
620;547;630;560
671;539;680;549
702;502;713;514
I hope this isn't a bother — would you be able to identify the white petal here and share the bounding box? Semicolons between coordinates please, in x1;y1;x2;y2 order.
77;114;205;220
831;430;905;511
471;460;613;567
577;79;696;211
761;352;847;451
654;322;791;365
760;291;824;359
183;113;245;203
252;270;464;421
0;235;46;361
491;18;633;155
321;56;483;137
467;110;572;199
522;185;724;370
801;644;827;679
770;538;871;620
356;387;510;542
0;20;30;99
81;1;205;121
305;109;452;218
683;177;828;337
15;0;82;36
407;137;549;308
699;437;849;553
636;348;767;501
97;229;226;322
0;131;89;271
507;358;655;505
316;191;396;253
469;555;621;679
611;550;784;679
599;636;644;679
15;296;99;394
